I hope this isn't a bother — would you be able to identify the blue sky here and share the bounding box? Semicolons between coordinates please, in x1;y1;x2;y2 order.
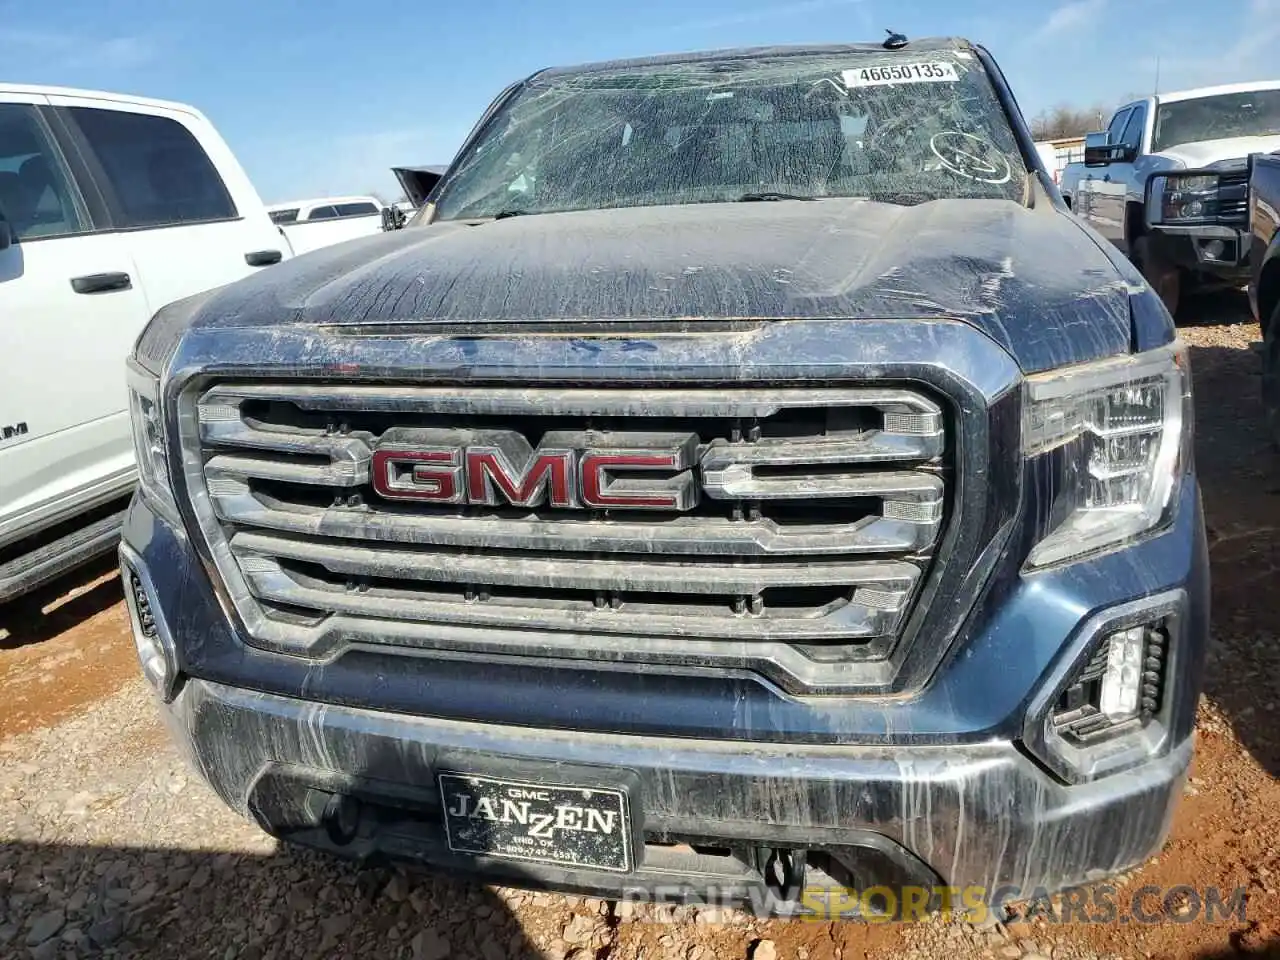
1;0;1274;203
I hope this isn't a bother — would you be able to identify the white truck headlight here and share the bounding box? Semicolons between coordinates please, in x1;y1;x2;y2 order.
1023;342;1191;569
1148;173;1222;223
127;359;181;525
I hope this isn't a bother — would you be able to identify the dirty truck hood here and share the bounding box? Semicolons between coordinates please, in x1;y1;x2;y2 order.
194;199;1135;373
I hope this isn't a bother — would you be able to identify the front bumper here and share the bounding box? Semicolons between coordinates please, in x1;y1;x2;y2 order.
1147;226;1252;284
121;452;1210;905
160;675;1191;903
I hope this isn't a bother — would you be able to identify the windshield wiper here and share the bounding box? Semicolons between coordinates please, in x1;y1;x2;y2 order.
737;191;818;202
493;209;529;220
864;192;932;206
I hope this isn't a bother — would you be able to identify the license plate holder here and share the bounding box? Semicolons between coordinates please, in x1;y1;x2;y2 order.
438;772;634;873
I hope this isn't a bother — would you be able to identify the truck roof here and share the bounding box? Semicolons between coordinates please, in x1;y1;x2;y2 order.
0;82;203;117
536;37;974;79
1156;78;1280;104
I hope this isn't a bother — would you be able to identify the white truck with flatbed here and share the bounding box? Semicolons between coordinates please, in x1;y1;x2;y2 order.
1069;80;1280;314
0;84;291;602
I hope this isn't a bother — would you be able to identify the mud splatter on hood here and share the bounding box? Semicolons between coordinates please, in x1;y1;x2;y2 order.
186;197;1136;373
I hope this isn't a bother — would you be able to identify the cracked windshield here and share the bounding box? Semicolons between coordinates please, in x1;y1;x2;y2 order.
434;50;1028;219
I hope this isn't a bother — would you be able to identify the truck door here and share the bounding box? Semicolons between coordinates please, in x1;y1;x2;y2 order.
46;94;288;315
0;96;149;535
1080;107;1132;244
1093;104;1147;252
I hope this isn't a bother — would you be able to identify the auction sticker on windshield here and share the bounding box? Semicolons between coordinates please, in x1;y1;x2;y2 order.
843;62;959;87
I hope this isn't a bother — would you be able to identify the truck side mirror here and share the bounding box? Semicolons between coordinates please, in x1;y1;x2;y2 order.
1080;132;1111;166
1084;132;1138;166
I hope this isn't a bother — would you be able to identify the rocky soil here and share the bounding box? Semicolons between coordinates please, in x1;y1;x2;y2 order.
0;295;1277;960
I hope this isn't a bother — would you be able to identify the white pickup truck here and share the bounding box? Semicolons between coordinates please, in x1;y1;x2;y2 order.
1065;80;1280;313
267;195;387;255
0;84;291;602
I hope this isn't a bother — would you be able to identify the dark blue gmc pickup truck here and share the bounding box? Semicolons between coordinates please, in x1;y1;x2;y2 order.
120;37;1208;915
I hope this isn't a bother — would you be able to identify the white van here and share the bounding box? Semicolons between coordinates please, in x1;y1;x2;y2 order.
0;84;291;601
267;195;387;255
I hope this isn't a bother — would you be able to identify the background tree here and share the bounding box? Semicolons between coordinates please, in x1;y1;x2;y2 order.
1029;103;1113;140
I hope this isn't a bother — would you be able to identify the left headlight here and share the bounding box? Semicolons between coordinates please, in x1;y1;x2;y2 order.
1023;342;1191;569
1152;172;1222;222
127;358;181;526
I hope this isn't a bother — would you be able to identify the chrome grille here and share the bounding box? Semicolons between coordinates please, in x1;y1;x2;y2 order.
1218;169;1251;225
186;384;950;681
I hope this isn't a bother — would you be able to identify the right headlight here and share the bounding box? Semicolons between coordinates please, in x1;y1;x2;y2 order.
1023;342;1191;569
127;358;181;527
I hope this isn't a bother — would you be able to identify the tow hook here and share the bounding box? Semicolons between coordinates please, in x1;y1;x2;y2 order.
762;847;806;901
321;793;362;847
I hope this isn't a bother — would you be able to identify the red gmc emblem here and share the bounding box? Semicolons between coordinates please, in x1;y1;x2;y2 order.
371;430;700;511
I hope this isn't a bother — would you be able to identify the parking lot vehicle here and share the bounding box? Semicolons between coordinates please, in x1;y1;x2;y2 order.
1143;150;1280;447
0;84;288;602
1059;159;1085;207
123;38;1208;911
1074;81;1280;314
1250;153;1280;448
266;195;387;255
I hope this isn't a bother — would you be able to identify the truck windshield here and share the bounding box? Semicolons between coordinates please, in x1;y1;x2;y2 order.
432;49;1028;220
1152;90;1280;152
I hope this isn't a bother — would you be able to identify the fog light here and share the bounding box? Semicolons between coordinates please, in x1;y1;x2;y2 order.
1028;591;1183;783
1099;627;1144;721
128;572;168;687
1051;624;1166;745
1203;239;1226;261
121;558;178;701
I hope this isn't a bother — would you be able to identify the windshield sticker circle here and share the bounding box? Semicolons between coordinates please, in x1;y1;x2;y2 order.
929;131;1012;184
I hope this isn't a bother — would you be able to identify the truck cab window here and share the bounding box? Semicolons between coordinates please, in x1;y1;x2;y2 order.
0;104;87;240
69;107;238;228
1120;106;1146;151
1106;108;1131;143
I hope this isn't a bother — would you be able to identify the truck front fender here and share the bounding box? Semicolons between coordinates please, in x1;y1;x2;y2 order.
1253;234;1280;331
